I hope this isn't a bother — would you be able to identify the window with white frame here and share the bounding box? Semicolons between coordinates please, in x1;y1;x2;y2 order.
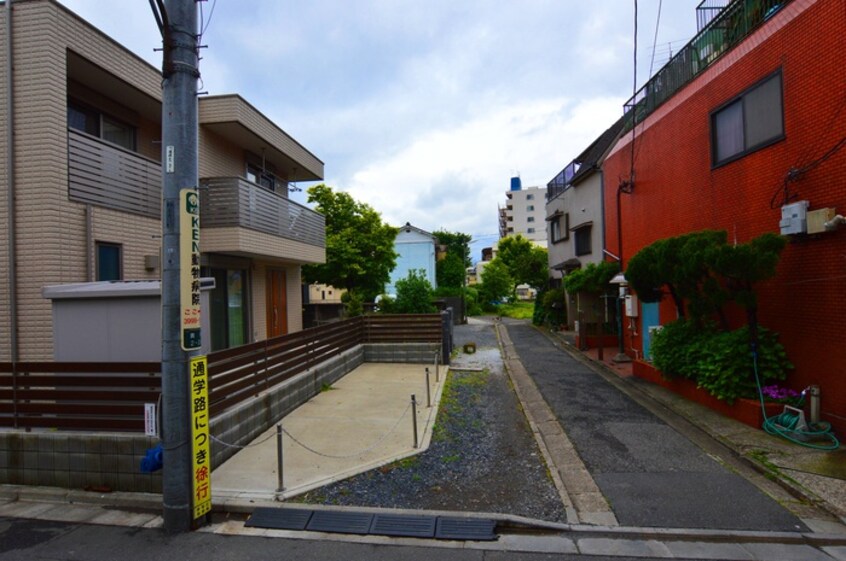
550;213;569;243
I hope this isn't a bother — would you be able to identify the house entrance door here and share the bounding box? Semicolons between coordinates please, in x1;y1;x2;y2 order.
641;301;660;361
266;269;288;338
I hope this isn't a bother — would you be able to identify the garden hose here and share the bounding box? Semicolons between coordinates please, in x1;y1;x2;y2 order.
752;349;840;450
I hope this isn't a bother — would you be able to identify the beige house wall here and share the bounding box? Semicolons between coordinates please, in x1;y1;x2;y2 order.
1;1;165;360
199;126;245;179
201;227;324;265
1;1;321;360
0;6;11;360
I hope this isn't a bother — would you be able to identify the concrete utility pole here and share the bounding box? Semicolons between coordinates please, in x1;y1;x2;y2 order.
159;0;200;533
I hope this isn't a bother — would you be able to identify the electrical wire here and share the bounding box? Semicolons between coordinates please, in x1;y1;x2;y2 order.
771;90;846;209
628;0;638;184
648;0;663;78
198;0;218;42
770;134;846;209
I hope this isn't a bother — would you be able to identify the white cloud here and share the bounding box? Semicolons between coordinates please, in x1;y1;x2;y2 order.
56;0;701;248
343;96;624;237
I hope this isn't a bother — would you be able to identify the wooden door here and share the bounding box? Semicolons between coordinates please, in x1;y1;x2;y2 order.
266;269;288;338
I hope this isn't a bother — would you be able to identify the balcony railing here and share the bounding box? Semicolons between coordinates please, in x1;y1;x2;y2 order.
546;161;580;200
624;0;791;127
199;177;325;248
68;129;161;219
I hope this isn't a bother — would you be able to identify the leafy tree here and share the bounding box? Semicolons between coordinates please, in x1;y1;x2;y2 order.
563;261;620;295
436;253;466;290
434;230;472;268
533;287;566;328
709;232;787;344
478;259;513;306
302;185;398;301
627;230;786;336
341;290;364;318
495;235;549;290
393;270;437;314
627;230;727;324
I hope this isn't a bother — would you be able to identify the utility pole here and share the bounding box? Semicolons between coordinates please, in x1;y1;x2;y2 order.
157;0;200;533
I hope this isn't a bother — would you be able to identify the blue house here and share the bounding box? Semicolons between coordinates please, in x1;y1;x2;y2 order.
385;223;437;296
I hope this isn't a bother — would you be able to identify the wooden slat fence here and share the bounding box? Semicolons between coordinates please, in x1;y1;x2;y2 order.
362;314;443;343
206;316;363;414
0;314;443;432
0;362;161;431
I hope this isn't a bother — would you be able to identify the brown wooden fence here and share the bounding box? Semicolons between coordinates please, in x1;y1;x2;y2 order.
0;314;443;432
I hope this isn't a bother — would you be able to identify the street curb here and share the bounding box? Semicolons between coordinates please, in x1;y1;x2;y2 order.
494;321;618;527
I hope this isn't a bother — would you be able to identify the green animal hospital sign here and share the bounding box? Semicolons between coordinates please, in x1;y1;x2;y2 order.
180;188;201;351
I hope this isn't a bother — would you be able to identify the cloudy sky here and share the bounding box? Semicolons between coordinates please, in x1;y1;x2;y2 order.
59;0;701;259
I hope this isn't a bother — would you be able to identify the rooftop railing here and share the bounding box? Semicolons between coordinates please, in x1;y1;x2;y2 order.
624;0;790;127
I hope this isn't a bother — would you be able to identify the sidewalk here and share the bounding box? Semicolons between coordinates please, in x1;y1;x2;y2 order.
548;329;846;525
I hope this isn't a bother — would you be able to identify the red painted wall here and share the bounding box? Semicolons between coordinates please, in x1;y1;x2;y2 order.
604;0;846;434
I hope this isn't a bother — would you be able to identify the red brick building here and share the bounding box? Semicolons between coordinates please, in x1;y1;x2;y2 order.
603;0;845;433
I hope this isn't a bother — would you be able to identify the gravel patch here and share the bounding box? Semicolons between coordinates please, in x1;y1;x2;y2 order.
292;318;567;522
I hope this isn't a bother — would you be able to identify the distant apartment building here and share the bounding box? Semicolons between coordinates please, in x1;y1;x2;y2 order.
0;0;326;360
498;177;547;247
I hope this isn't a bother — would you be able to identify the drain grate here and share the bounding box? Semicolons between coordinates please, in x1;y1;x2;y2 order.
370;514;437;538
246;507;313;530
245;507;497;541
306;511;374;535
435;517;497;541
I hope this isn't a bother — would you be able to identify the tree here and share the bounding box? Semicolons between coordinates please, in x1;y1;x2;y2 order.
495;235;549;290
302;185;398;301
436;253;466;290
563;261;620;295
627;230;727;325
709;232;787;343
627;230;787;339
393;269;437;314
433;229;472;268
478;259;513;306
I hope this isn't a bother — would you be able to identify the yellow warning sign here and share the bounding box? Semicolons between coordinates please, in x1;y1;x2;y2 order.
190;355;211;519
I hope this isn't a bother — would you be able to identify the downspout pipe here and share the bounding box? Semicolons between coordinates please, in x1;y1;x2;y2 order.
6;0;18;365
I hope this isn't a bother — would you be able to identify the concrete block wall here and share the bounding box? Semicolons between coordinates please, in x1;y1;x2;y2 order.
0;432;161;493
0;342;440;492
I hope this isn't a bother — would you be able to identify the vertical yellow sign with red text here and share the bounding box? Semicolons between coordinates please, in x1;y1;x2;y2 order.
190;356;211;519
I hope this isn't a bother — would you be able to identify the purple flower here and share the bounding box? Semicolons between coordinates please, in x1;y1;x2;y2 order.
762;384;799;401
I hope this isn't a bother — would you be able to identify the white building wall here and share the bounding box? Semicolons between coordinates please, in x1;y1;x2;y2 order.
504;186;547;246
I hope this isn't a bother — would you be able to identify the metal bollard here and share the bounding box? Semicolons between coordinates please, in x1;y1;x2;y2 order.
276;424;285;493
425;368;431;408
411;394;418;448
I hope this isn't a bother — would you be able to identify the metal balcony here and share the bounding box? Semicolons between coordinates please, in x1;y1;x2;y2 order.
199;177;325;249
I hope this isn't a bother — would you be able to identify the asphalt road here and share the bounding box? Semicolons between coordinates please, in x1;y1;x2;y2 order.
503;320;807;532
0;516;748;561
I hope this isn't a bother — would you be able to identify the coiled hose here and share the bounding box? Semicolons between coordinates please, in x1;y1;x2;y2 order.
752;350;840;450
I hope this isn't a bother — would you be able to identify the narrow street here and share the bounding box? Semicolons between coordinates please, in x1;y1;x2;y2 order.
502;319;807;532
